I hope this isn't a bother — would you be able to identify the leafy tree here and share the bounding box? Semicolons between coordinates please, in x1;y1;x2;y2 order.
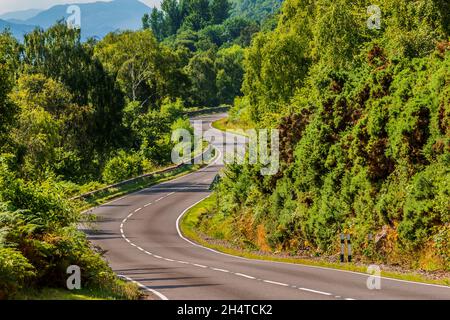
22;23;126;158
143;8;166;41
10;74;93;180
223;16;259;46
215;45;245;104
231;0;283;21
95;30;188;107
161;0;184;35
185;51;218;106
210;0;232;25
0;32;19;148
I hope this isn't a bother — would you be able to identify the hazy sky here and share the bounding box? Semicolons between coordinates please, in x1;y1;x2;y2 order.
0;0;161;15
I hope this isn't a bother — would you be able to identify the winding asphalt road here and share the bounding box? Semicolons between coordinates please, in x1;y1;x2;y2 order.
86;114;450;300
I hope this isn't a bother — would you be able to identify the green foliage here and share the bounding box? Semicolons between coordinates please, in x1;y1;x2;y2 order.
145;0;232;37
94;30;189;107
0;32;19;148
141;0;271;108
0;157;129;298
0;19;207;296
102;151;144;184
18;23;127;181
215;0;450;269
185;51;219;107
216;45;245;104
0;248;36;299
230;0;283;22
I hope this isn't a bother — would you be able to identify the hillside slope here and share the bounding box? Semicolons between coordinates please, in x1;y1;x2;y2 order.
210;0;450;272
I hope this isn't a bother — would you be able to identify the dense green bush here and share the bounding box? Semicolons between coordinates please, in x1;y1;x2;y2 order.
102;151;144;184
0;247;36;299
0;156;133;297
213;0;450;270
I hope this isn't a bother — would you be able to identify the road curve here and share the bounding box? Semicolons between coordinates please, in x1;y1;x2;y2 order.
86;113;450;300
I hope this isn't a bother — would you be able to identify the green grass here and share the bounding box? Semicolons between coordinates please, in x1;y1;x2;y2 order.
212;117;250;137
13;276;143;300
15;288;107;300
180;195;450;287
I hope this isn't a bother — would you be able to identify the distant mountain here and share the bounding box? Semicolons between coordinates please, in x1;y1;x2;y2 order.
22;0;151;40
0;8;42;22
0;19;36;40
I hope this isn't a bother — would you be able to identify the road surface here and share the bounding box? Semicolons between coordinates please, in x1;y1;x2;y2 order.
86;113;450;300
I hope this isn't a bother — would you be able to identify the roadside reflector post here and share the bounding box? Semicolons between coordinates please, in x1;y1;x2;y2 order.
340;233;345;263
347;234;352;263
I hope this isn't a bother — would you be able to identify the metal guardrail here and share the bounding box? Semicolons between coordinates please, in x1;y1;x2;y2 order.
70;144;213;201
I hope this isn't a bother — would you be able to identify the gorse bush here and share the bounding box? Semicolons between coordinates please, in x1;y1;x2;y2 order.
0;247;36;299
0;156;133;298
214;0;450;270
102;151;144;184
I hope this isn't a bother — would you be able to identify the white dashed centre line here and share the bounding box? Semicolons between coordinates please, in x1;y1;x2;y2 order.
299;287;332;296
115;161;353;301
263;280;289;287
211;268;230;273
235;273;256;280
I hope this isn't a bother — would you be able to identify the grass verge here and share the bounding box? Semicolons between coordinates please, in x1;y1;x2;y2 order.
14;284;139;300
212;117;250;137
180;194;450;287
13;274;143;300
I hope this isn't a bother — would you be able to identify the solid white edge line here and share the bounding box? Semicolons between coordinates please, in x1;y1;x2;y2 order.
118;275;168;301
89;116;449;298
175;144;450;290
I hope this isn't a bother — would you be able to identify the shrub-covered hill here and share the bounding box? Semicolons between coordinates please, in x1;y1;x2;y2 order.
231;0;284;21
214;0;450;271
